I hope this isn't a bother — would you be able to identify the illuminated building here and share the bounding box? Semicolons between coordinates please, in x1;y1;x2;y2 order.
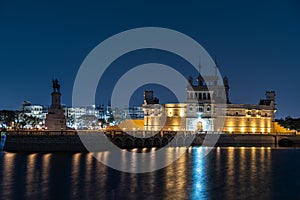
142;68;292;134
20;101;48;121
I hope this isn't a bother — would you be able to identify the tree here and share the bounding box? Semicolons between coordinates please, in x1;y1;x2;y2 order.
0;110;16;127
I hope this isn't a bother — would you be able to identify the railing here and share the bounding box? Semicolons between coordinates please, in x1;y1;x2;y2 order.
4;130;297;137
6;130;78;136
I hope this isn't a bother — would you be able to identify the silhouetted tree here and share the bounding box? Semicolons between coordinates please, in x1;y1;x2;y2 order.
0;110;16;126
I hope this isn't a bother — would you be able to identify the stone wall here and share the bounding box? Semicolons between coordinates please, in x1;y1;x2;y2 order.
3;131;300;152
4;135;86;152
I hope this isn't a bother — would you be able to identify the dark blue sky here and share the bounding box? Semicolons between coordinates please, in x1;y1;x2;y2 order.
0;0;299;118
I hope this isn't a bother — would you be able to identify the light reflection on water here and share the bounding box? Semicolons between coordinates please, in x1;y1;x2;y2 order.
1;147;300;199
191;147;206;200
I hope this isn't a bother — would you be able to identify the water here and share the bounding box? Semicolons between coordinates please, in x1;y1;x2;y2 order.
1;147;300;200
0;134;6;150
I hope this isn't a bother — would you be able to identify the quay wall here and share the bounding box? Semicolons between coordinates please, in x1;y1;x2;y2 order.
2;130;300;152
4;135;87;152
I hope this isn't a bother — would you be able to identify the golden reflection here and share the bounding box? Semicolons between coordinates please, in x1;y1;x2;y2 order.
72;153;81;172
149;147;156;171
216;147;221;183
165;148;175;190
267;147;271;168
240;147;245;163
163;147;189;196
2;153;16;199
142;148;147;153
26;153;37;196
130;149;137;172
129;171;137;194
93;152;108;191
120;162;126;195
95;151;109;164
251;147;257;167
71;153;82;192
120;149;127;172
249;147;257;193
228;147;235;179
265;148;273;188
224;147;235;199
42;153;51;187
139;148;149;172
176;148;187;191
131;148;138;152
85;154;92;184
238;147;245;191
260;147;265;176
168;147;177;169
148;147;156;194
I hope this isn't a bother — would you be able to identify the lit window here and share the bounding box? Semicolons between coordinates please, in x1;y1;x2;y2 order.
198;106;203;112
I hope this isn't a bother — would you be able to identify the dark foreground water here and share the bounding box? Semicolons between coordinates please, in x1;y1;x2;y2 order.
1;147;300;200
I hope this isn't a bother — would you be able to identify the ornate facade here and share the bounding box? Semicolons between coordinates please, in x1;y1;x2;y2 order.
142;72;280;134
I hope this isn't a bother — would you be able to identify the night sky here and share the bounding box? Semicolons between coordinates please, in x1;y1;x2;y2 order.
0;0;299;118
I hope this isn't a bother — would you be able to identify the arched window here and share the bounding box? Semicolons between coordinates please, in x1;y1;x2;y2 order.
198;106;203;112
207;106;211;112
203;93;206;100
208;93;211;100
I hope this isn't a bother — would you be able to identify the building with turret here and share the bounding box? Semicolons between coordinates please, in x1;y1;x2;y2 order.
142;67;290;134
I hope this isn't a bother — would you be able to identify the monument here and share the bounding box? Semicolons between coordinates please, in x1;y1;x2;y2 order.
45;79;66;131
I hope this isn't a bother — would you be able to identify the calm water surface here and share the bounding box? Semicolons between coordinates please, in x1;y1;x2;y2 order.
1;147;300;200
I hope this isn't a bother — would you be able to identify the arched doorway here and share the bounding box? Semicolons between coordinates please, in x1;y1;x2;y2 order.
197;121;203;132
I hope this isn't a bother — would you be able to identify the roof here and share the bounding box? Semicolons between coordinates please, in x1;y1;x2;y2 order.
112;119;144;130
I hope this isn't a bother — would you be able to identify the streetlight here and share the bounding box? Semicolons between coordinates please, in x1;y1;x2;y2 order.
39;121;43;130
98;122;102;130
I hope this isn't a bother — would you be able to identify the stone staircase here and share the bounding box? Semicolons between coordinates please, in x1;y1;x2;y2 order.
274;122;295;134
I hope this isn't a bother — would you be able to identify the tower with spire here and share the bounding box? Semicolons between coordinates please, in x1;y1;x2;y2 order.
186;57;229;104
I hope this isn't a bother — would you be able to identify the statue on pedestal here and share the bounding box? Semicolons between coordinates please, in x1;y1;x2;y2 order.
46;78;66;131
52;78;60;93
